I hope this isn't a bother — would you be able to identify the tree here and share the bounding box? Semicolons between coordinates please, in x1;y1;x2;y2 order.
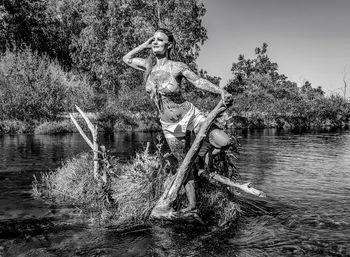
0;0;84;67
1;0;208;94
227;43;287;96
66;0;208;92
1;0;48;52
301;81;324;100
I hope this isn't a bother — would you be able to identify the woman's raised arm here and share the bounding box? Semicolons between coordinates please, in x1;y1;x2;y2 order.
122;37;154;71
179;63;233;105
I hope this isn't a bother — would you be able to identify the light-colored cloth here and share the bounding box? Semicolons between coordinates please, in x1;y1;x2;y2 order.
160;103;206;139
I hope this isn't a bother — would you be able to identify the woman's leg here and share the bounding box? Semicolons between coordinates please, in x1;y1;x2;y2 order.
192;112;230;163
195;121;231;170
166;136;196;212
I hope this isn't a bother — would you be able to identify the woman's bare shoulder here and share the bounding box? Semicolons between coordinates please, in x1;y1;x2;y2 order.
170;61;189;73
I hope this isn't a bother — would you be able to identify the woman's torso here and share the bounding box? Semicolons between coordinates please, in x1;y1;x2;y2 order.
146;61;191;123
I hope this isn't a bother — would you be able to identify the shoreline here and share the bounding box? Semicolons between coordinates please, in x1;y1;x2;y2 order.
1;114;349;135
0;115;350;135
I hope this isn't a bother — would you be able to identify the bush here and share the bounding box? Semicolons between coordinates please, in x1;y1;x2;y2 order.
0;120;30;134
34;120;75;134
0;48;96;122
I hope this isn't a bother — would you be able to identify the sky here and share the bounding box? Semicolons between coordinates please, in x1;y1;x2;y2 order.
196;0;350;97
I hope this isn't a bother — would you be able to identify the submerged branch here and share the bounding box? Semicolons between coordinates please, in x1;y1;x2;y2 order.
206;173;266;197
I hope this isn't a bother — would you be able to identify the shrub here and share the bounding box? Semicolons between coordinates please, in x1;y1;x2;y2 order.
0;48;96;122
34;120;75;134
0;120;30;134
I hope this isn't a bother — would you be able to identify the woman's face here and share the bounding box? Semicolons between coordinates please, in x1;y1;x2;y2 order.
152;31;171;55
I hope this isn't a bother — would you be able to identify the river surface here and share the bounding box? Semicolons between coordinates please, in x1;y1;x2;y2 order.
0;129;349;256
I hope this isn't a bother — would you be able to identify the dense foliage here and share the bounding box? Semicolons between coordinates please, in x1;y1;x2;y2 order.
1;0;211;127
226;43;350;128
1;0;207;92
0;48;95;121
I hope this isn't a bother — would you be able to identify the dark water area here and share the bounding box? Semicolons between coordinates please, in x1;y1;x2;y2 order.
0;130;349;256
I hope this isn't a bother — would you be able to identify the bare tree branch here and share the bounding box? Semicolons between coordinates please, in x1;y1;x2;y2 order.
70;106;100;180
69;113;94;150
206;173;266;197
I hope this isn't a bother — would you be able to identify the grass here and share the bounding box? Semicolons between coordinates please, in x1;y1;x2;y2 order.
32;142;173;225
32;138;242;227
34;120;76;134
110;144;170;224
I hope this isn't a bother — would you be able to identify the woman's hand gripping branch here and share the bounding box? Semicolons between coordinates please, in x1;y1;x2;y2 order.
221;89;233;107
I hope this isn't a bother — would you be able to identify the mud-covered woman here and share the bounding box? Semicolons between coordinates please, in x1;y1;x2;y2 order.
122;28;233;215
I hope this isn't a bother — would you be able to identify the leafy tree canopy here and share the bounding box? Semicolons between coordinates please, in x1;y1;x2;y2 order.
1;0;208;93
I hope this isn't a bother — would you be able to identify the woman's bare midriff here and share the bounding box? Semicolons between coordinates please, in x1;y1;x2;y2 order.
158;96;191;123
145;62;192;123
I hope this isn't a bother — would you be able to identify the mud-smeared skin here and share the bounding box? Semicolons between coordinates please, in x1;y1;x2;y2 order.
146;61;222;124
166;136;186;163
165;134;195;184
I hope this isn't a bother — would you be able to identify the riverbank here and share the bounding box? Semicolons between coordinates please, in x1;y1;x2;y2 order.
1;111;349;135
231;113;350;130
0;111;161;135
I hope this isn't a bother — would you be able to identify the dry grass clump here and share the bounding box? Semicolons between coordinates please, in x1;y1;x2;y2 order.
111;145;170;224
32;143;171;225
33;140;241;227
33;152;119;224
33;153;101;207
197;182;240;228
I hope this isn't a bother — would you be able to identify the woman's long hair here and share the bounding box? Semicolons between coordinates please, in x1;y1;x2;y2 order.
143;28;176;85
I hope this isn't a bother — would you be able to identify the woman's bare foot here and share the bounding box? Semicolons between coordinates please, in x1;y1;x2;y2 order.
150;202;175;219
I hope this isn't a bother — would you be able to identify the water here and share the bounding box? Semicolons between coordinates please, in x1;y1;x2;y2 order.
0;130;349;256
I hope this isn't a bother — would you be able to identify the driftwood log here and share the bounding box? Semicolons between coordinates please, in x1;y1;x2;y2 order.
202;173;266;197
151;100;265;219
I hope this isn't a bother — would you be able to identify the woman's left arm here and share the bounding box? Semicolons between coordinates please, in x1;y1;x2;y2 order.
180;63;233;105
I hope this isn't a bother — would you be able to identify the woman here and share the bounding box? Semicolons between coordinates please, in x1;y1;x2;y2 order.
122;28;232;214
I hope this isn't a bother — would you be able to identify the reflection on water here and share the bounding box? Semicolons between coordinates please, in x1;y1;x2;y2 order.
0;130;349;256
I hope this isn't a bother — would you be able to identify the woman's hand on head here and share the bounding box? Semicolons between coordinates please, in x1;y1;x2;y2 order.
221;89;233;107
142;36;154;49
